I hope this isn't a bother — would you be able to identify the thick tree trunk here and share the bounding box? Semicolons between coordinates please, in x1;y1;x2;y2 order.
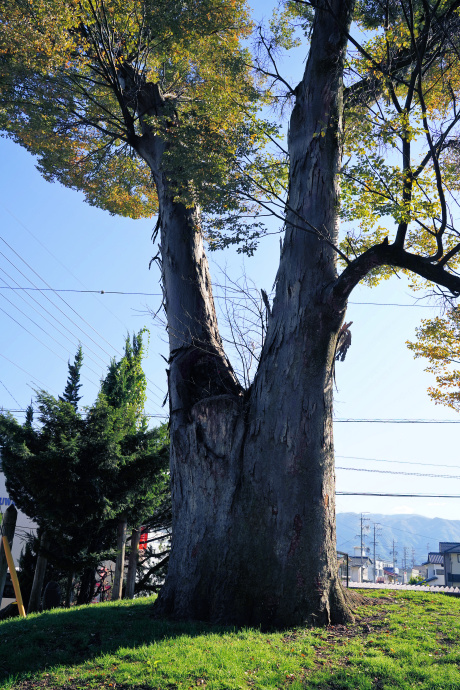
230;0;356;627
140;0;355;627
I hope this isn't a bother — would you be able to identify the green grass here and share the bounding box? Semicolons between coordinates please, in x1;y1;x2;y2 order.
1;590;460;689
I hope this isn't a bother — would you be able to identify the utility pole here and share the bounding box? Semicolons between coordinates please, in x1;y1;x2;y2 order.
403;546;409;574
372;523;382;583
392;539;398;568
356;513;370;582
411;547;416;568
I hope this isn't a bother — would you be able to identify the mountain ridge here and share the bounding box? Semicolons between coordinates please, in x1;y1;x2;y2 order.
336;512;460;565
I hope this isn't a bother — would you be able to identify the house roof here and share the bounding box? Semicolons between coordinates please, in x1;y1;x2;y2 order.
350;556;373;566
423;553;444;565
439;542;460;553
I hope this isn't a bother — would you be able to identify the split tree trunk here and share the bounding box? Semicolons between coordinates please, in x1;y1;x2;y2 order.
138;0;355;627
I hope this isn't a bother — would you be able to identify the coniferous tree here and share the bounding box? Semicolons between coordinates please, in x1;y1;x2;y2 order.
59;346;83;410
0;333;169;602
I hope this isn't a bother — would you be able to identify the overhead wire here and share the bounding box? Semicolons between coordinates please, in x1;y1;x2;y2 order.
0;354;59;395
336;454;460;470
0;379;21;408
335;418;460;423
0;278;108;382
336;466;460;479
0;285;448;308
0;264;118;371
0;240;167;411
1;208;167;404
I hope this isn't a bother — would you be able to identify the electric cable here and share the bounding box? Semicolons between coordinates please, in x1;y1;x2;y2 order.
336;454;460;470
336;466;460;479
0;286;447;308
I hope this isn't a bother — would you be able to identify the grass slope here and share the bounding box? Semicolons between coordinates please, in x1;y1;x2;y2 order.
1;591;460;689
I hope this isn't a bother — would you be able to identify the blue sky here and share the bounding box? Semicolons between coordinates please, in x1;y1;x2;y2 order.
1;1;460;523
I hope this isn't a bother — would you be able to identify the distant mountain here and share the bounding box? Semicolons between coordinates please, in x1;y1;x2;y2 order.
336;512;460;565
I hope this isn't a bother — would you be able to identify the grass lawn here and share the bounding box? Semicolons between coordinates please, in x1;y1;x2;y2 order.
1;590;460;689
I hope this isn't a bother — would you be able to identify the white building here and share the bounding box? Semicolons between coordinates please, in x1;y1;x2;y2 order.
0;469;37;610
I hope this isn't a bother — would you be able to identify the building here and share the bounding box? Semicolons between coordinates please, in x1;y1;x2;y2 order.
439;542;460;586
422;552;445;586
0;468;37;610
349;546;373;583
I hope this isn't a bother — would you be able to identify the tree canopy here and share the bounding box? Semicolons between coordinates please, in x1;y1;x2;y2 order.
0;0;285;251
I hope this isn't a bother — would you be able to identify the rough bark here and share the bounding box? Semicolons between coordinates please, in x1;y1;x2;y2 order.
136;1;355;627
231;0;355;627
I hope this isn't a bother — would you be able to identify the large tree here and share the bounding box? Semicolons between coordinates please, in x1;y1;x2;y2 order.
3;0;460;626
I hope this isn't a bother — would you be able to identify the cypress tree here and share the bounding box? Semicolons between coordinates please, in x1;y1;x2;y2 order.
60;346;83;410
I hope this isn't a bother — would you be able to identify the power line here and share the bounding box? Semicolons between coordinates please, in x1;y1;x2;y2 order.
0;202;153;331
0;407;168;420
0;253;167;410
0;379;21;408
0;281;109;382
336;454;460;470
0;266;117;373
0;283;446;310
336;466;460;479
1;209;167;402
0;237;117;358
0;287;447;308
337;492;460;498
0;286;163;296
349;301;438;308
0;353;59;395
335;418;460;423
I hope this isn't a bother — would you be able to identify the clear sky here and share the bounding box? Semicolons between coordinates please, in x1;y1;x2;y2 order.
1;1;460;527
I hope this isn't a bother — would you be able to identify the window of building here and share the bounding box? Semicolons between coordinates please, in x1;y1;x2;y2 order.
436;569;444;575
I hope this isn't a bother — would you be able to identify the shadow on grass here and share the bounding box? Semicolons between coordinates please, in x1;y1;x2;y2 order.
0;598;234;683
